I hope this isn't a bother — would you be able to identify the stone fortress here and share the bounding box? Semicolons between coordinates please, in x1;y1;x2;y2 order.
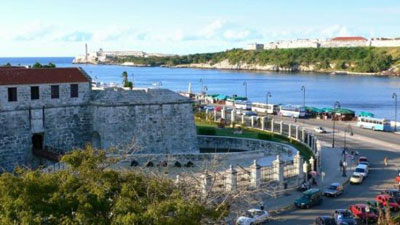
0;67;198;171
73;44;175;64
248;36;400;50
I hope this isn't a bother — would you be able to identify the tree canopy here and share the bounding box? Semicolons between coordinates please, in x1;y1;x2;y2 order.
0;146;227;225
114;47;400;73
32;62;56;68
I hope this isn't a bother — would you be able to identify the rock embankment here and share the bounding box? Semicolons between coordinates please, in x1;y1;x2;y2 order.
171;59;400;76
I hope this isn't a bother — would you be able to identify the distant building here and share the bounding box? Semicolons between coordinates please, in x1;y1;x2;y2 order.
330;36;368;42
247;43;264;50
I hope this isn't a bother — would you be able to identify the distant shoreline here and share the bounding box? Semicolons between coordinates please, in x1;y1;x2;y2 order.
73;61;396;76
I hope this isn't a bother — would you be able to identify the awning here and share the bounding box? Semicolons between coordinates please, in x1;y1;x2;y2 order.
358;111;374;118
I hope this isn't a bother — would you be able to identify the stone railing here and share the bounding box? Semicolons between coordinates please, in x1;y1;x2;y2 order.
195;107;323;195
204;107;321;172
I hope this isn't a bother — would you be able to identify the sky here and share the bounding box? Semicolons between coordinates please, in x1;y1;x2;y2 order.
0;0;399;57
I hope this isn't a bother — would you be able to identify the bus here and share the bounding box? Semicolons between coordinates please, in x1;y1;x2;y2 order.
234;100;252;110
251;102;280;114
279;105;306;118
357;117;391;131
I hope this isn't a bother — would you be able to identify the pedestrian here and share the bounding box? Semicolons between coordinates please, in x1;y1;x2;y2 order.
312;177;317;186
342;149;346;156
339;160;343;172
384;157;388;166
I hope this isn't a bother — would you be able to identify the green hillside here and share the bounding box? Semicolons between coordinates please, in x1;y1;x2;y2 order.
115;47;400;73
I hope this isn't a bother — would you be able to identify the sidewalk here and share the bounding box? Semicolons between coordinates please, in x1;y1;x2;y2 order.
264;143;350;214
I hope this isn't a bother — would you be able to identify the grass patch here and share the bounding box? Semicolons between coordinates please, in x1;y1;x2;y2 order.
195;118;313;161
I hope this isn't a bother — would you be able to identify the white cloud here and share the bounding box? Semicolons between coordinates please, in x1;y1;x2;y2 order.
12;21;56;41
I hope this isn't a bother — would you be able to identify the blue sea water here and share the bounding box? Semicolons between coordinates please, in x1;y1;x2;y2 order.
1;57;400;120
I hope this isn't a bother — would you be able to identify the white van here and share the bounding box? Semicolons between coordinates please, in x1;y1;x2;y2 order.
354;164;369;178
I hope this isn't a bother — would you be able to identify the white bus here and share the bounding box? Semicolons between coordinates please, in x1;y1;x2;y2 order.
357;117;391;131
234;100;252;110
252;102;280;114
279;105;306;118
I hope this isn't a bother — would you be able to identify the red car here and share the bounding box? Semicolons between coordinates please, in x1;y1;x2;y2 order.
358;156;369;166
375;194;400;211
349;204;378;223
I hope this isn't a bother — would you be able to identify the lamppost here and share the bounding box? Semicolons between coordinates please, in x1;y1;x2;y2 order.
266;91;272;114
243;81;248;99
343;125;353;151
203;86;208;95
301;85;306;108
332;101;341;148
393;93;398;132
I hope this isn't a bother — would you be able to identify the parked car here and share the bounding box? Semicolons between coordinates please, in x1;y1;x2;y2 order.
349;204;378;223
215;106;223;112
314;127;327;133
375;194;400;211
236;209;270;225
203;105;214;111
242;111;258;116
324;183;344;197
366;200;382;215
354;164;369;178
314;216;336;225
350;174;363;184
380;189;400;203
294;188;323;209
358;156;369;167
332;209;357;225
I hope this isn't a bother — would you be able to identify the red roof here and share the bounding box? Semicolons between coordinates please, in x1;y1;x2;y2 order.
0;67;91;85
331;36;367;41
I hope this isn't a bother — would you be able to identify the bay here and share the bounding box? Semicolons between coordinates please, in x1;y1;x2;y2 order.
1;57;399;120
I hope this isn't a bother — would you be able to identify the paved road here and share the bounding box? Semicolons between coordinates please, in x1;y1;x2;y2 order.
268;117;400;225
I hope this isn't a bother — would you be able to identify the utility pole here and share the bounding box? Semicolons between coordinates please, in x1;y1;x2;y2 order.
243;81;248;99
301;85;306;108
266;91;272;114
393;93;398;132
332;101;341;148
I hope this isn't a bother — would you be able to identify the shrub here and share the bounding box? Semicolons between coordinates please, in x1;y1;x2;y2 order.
197;126;216;135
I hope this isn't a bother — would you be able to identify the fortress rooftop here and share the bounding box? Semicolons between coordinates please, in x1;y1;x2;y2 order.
90;87;192;105
0;67;91;85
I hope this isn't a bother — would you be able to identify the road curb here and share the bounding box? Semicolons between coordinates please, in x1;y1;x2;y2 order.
269;177;350;216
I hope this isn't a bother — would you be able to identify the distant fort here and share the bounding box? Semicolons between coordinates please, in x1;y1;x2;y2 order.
73;44;175;64
247;36;400;50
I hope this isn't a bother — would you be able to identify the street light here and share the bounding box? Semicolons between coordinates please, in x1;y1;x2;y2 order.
343;125;353;151
393;93;398;132
332;101;341;148
266;91;272;114
301;85;306;108
243;81;248;98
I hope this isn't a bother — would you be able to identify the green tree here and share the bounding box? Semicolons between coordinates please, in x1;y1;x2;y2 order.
32;62;43;68
122;71;128;85
0;146;227;225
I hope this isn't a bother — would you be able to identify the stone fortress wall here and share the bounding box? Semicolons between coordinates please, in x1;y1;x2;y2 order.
0;70;198;171
250;37;400;50
0;82;92;171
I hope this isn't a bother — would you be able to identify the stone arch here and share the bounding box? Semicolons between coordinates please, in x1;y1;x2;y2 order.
91;132;101;149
